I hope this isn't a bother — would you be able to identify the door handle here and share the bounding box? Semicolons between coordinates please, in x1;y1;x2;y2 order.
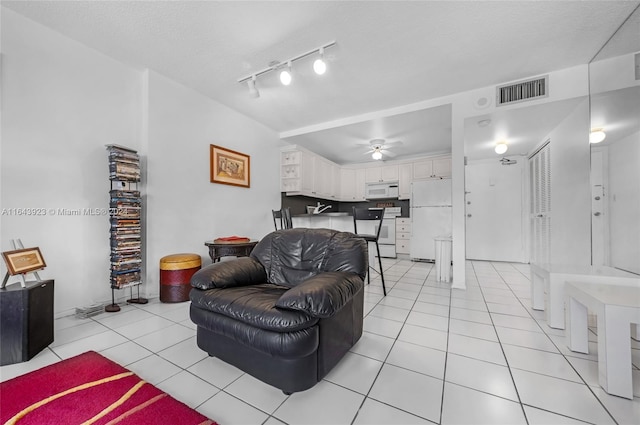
594;212;601;217
467;214;472;217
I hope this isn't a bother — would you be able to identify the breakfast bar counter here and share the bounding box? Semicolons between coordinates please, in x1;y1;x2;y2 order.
291;212;355;233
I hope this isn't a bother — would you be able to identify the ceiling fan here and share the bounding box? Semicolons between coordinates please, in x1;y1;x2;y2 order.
362;139;402;160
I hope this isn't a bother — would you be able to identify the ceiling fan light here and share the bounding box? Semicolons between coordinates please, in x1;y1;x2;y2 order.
494;142;508;155
589;128;606;144
313;47;326;75
372;150;383;160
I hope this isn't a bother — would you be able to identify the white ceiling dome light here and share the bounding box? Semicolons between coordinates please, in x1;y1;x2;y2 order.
495;141;508;154
589;128;606;144
372;148;383;160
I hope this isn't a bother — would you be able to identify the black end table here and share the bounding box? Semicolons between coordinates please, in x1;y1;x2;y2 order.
204;240;259;263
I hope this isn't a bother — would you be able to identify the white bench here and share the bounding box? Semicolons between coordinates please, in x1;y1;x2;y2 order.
530;263;640;330
565;281;640;399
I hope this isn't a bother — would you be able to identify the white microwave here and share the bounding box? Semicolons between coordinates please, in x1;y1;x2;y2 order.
365;182;399;199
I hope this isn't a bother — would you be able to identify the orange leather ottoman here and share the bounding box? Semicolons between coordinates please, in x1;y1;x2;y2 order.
160;253;201;303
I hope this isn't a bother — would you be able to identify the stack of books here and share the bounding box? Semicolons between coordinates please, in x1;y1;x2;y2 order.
108;148;140;181
107;145;143;290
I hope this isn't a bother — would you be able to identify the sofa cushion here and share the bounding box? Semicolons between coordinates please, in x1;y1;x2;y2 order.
275;272;364;318
190;283;319;332
191;257;267;290
190;306;319;359
250;228;368;287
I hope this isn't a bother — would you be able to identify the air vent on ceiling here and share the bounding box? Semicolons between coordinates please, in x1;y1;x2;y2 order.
496;75;548;106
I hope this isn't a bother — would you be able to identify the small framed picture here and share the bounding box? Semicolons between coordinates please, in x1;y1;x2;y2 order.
210;145;250;188
2;247;47;276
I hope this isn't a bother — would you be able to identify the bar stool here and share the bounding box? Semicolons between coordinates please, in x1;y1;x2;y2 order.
272;208;292;230
352;207;387;296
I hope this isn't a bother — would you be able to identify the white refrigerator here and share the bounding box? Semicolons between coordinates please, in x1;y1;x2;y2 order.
410;179;452;261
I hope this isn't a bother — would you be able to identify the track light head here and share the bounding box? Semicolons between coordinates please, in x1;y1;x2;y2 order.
247;75;259;98
280;61;292;86
313;47;327;75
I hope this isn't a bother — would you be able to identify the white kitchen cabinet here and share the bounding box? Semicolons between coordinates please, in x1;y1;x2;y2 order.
433;158;452;178
281;147;342;200
355;169;366;201
365;164;399;183
329;163;340;200
340;168;356;201
283;146;451;201
413;157;451;180
396;218;411;254
340;168;367;201
398;163;412;199
280;150;302;192
313;158;329;197
301;151;315;193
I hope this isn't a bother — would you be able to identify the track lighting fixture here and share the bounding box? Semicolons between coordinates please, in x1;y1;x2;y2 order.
313;47;327;75
247;75;259;98
237;41;336;97
494;142;508;154
280;61;292;86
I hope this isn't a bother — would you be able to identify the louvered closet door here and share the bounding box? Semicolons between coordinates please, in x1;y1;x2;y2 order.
529;143;551;265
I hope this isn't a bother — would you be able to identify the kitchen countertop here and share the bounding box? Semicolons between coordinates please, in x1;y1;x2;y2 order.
292;212;350;218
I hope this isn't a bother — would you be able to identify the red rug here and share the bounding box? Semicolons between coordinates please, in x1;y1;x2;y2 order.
0;351;217;425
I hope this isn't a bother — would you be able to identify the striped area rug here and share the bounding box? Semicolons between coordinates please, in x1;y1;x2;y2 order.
0;351;216;425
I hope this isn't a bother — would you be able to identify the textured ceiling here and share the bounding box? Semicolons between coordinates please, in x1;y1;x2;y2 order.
3;1;639;163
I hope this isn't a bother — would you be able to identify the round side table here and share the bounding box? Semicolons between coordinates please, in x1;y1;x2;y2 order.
204;240;259;263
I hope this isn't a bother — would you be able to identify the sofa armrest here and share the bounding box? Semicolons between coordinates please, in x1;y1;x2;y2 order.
190;257;267;290
275;272;364;318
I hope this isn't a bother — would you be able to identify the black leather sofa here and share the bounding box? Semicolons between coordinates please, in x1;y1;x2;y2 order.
189;228;368;394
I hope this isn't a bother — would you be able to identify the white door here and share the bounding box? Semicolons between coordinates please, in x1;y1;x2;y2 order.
465;159;525;262
529;143;551;265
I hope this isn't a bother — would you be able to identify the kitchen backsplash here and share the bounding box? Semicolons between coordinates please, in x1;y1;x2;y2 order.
281;194;410;217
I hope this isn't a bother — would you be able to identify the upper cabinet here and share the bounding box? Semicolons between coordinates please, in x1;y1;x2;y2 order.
281;147;341;201
281;146;451;201
280;150;302;192
398;163;413;199
412;157;451;180
365;164;399;183
340;168;367;201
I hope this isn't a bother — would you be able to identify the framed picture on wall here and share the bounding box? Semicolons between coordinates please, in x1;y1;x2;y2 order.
210;145;250;188
2;247;47;275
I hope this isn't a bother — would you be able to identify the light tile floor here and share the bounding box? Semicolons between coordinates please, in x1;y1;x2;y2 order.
2;260;639;424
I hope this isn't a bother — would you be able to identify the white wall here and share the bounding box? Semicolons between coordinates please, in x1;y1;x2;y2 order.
607;131;640;274
1;9;142;315
144;71;280;298
0;9;281;315
548;98;591;265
